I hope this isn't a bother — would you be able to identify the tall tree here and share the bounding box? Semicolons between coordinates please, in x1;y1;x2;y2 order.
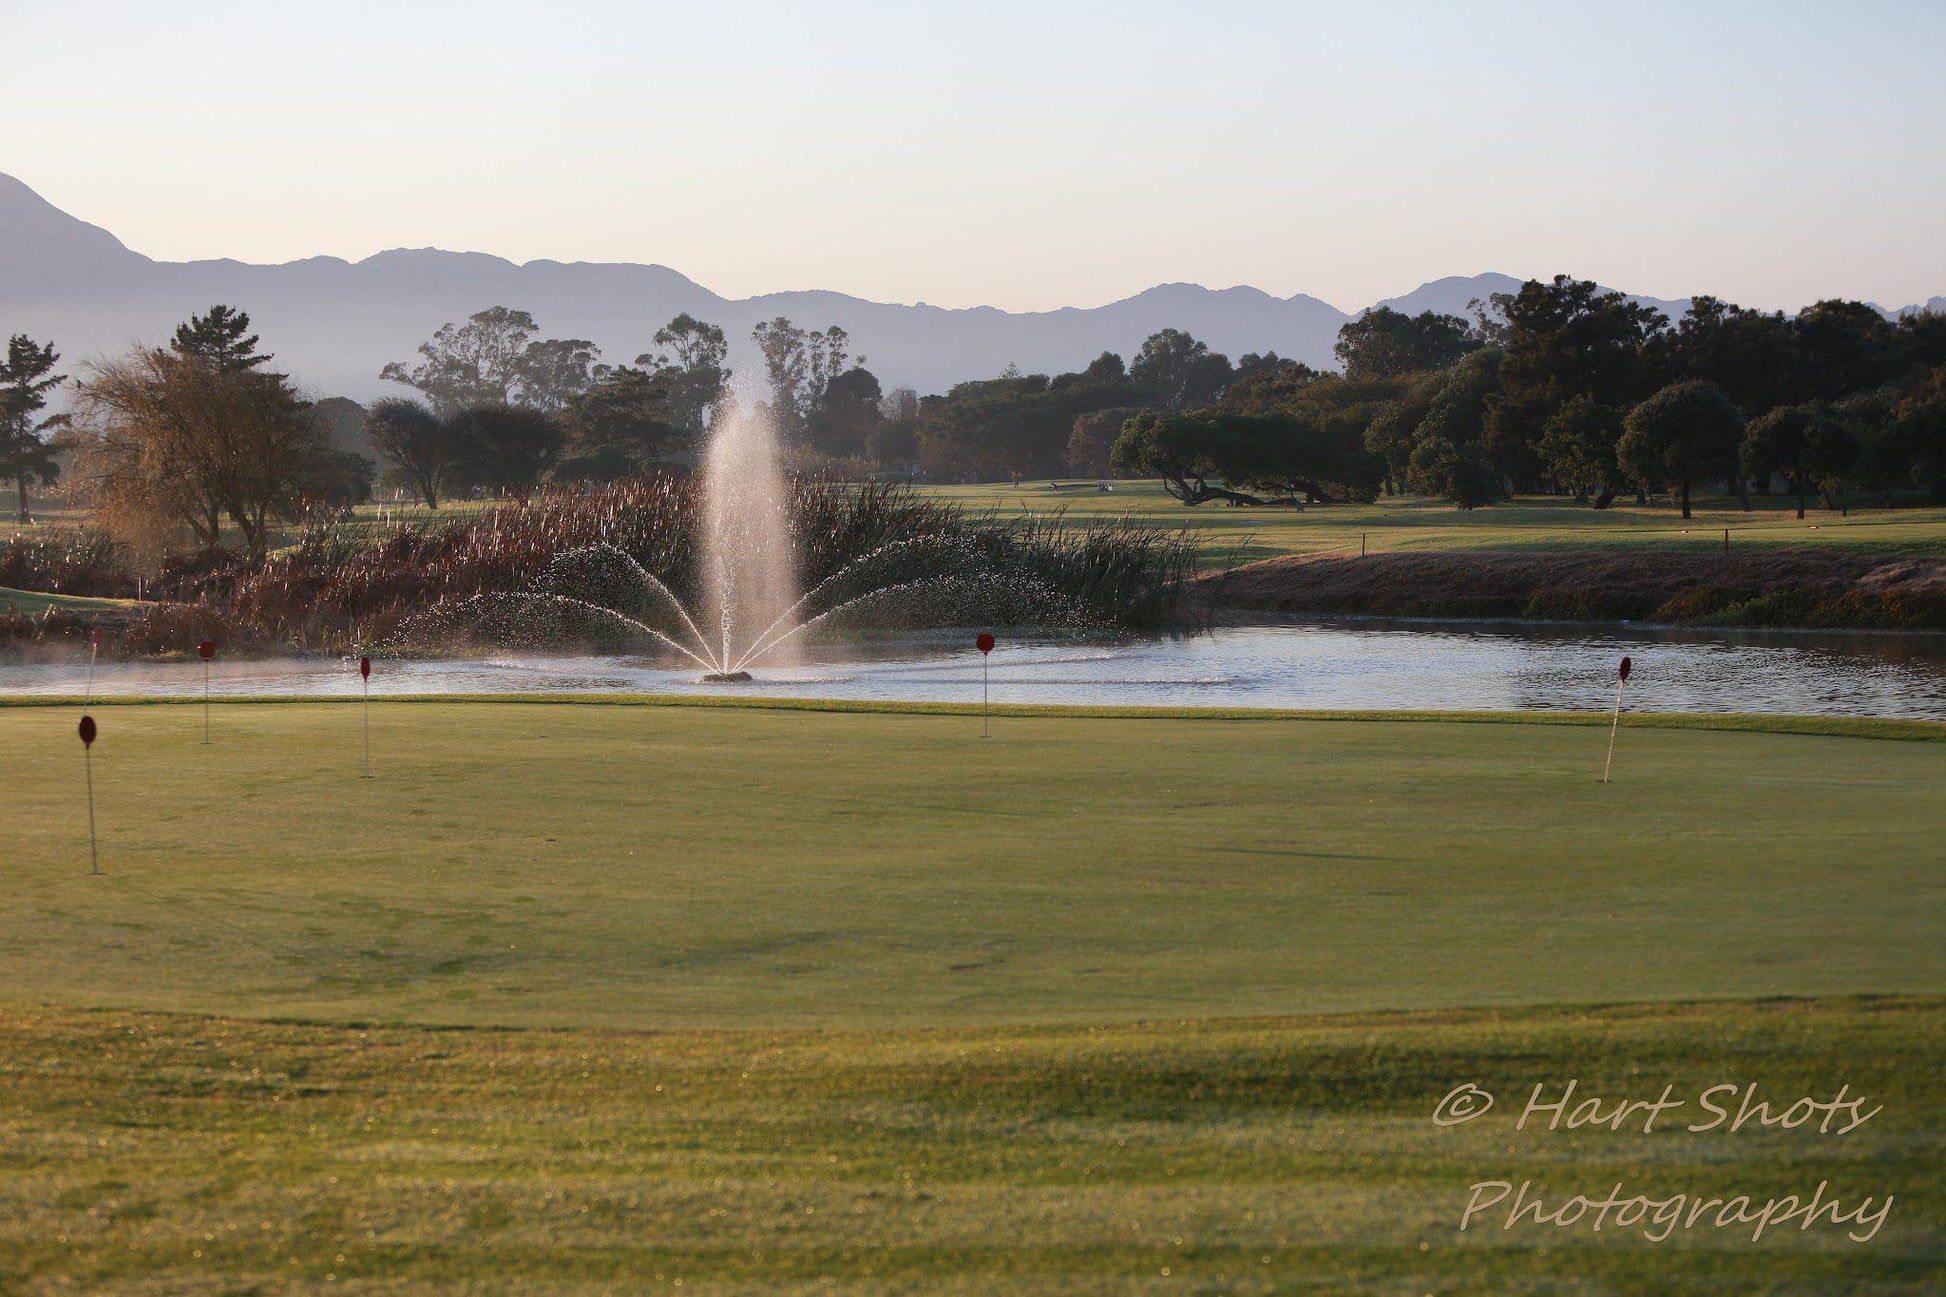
381;308;600;416
363;397;454;509
77;348;328;556
1487;276;1666;486
1617;380;1742;519
1667;296;1801;416
1130;328;1233;411
382;307;535;413
809;365;883;456
1536;395;1624;506
560;366;688;468
637;314;730;435
750;318;853;439
446;404;565;495
514;336;604;415
1791;299;1903;401
1742;404;1859;517
1333;307;1481;380
171;305;271;373
0;334;67;523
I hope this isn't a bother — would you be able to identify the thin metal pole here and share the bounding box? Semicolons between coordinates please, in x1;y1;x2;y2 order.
85;745;100;875
1603;680;1626;783
203;660;211;745
85;643;98;707
361;676;373;778
982;656;990;739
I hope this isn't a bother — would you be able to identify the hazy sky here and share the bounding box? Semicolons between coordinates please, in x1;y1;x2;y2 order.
4;0;1943;312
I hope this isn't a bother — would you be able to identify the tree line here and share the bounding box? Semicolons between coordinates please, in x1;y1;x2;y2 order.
10;275;1942;563
1111;278;1946;515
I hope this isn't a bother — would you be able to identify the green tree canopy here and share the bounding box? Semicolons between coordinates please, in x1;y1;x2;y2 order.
171;305;271;373
1537;395;1624;506
1488;276;1668;487
362;397;454;509
1617;380;1742;519
1333;307;1481;380
1130;328;1233;412
0;334;67;523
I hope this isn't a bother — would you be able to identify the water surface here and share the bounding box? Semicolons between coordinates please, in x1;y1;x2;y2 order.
7;619;1944;719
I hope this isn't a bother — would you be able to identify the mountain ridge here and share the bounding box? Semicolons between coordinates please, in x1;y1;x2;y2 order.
2;172;1936;402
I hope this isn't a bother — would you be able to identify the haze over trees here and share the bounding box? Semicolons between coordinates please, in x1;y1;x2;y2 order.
380;307;600;416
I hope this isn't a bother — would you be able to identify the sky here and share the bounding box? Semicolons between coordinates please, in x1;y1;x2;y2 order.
3;0;1943;313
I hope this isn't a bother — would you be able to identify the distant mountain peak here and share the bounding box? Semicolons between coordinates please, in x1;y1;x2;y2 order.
1;171;1937;398
0;173;144;282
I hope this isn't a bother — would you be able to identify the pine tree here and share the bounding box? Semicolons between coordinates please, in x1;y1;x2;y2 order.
171;304;271;373
0;335;67;523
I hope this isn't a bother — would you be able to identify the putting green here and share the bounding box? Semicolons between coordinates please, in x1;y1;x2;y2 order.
3;699;1940;1030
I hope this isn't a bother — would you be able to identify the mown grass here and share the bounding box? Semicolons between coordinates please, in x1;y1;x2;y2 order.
4;701;1940;1030
0;998;1938;1292
0;585;142;617
917;481;1946;566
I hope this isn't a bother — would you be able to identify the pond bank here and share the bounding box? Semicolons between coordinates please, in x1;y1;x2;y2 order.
1197;547;1946;630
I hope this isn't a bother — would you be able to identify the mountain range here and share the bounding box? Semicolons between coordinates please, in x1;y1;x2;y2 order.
4;172;1941;404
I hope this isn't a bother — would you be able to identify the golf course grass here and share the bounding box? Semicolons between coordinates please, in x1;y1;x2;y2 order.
916;481;1946;566
4;699;1942;1028
3;998;1938;1292
4;699;1942;1290
0;585;142;618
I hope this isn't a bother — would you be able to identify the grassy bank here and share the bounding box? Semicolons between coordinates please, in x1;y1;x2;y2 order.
0;585;144;618
1;998;1937;1292
4;701;1941;1029
1199;547;1946;629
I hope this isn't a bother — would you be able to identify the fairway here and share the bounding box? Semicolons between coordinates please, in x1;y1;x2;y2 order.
5;699;1941;1030
915;481;1946;566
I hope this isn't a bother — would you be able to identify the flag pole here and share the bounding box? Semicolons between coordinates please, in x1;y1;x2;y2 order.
79;715;100;875
360;655;374;778
1603;656;1632;784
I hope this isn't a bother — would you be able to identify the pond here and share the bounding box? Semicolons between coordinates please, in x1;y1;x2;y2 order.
7;619;1944;719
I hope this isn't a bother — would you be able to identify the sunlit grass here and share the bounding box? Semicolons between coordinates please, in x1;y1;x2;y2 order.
3;699;1940;1288
1;998;1937;1291
0;586;142;616
915;481;1946;566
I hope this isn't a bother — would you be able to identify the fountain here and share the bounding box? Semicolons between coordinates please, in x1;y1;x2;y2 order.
695;403;797;680
421;401;1090;674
